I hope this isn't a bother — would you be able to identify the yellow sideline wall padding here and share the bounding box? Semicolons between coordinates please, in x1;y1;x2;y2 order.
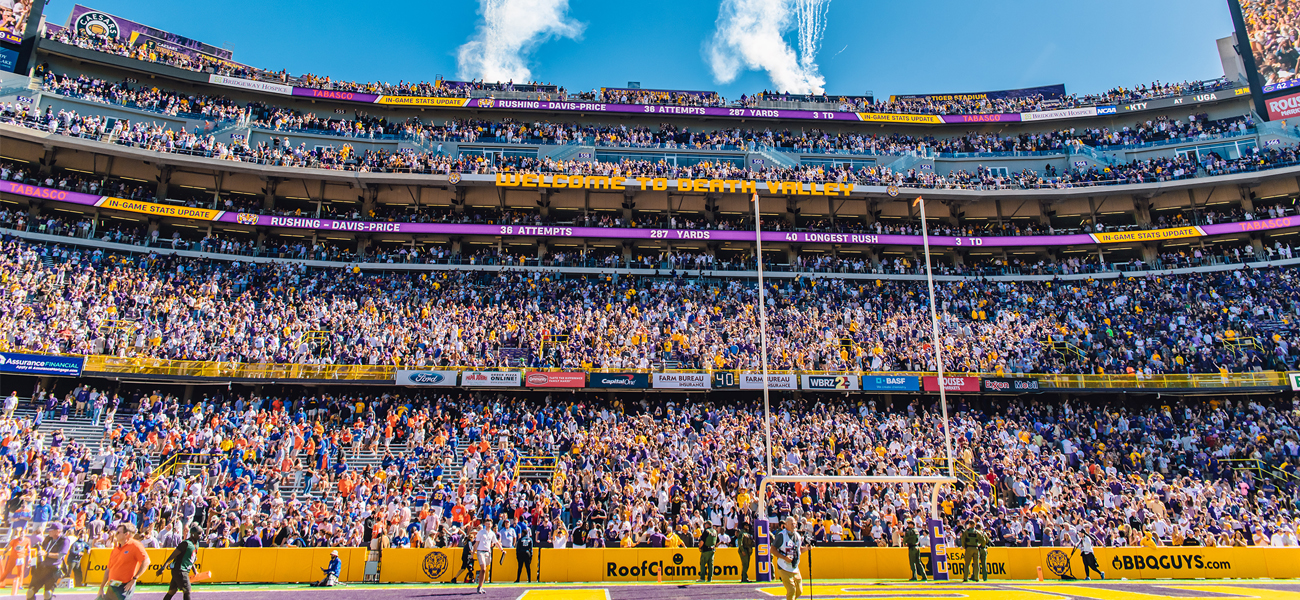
79;546;1300;584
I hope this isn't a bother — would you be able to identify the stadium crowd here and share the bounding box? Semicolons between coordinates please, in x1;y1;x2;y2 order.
5;99;1295;193
43;27;1238;117
2;235;1298;376
0;381;1296;554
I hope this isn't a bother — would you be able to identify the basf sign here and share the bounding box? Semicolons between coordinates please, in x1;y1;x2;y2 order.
861;375;920;392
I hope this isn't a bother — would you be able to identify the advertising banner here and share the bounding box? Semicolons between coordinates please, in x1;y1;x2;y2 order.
739;373;797;390
652;372;710;389
460;371;521;387
861;375;920;392
9;181;1299;250
1090;226;1204;244
292;88;381;103
97;197;225;220
393;370;458;386
980;377;1041;393
1266;90;1300;121
587;373;649;388
922;376;981;392
208;75;292;96
890;84;1067;103
1290;372;1300;391
1115;86;1249;113
0;47;17;74
524;371;586;388
800;374;860;391
374;96;472;107
940;113;1022;124
1021;107;1099;122
0;353;84;376
857;112;944;124
67;5;235;60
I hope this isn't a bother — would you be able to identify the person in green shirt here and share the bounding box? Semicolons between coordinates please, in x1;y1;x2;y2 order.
737;523;754;583
162;523;203;600
698;523;718;582
975;526;990;582
903;521;925;581
960;520;981;582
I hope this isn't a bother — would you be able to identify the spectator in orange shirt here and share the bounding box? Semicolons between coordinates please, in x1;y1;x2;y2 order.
100;522;150;600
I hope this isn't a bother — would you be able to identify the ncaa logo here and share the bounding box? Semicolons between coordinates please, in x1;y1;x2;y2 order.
75;11;120;38
1096;106;1117;115
236;213;259;225
448;173;462;185
1045;549;1073;578
422;551;449;579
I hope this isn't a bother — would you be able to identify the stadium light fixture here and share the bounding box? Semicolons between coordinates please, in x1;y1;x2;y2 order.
915;195;956;479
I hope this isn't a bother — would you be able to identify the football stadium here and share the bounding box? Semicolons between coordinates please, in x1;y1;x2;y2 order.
0;0;1296;598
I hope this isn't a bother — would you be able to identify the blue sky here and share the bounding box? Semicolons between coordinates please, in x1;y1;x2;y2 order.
44;0;1237;99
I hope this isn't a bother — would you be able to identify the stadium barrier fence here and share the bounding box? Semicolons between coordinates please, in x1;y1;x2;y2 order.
78;546;1300;584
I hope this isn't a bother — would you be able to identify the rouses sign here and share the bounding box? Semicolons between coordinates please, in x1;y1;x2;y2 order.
394;370;458;386
922;376;981;392
861;375;920;392
525;372;587;388
980;378;1041;393
739;373;797;390
0;353;84;377
1266;91;1300;121
588;373;649;388
652;373;710;389
460;371;521;387
800;375;861;391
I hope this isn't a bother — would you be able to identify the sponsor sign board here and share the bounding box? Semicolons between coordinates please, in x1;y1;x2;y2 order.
861;375;920;392
980;377;1041;393
1021;107;1099;122
0;353;84;377
587;373;649;388
524;371;586;388
739;373;797;390
922;376;981;392
208;75;292;96
652;372;710;389
800;375;860;391
393;370;458;386
1267;91;1300;121
1290;372;1300;391
460;371;521;387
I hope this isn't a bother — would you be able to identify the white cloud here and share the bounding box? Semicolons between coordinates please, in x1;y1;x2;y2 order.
706;0;830;94
456;0;584;83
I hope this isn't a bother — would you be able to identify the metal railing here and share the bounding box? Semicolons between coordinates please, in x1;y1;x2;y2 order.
34;354;1287;388
1221;457;1299;488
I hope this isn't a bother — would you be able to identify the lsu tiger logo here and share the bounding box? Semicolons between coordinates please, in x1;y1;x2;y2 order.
236;213;259;225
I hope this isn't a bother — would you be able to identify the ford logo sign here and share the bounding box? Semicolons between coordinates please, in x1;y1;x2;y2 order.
408;372;445;384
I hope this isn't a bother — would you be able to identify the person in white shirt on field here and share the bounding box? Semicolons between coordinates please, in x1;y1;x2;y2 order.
473;520;503;595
